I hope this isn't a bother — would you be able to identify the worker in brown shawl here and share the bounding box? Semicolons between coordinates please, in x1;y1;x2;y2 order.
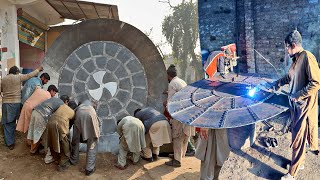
265;30;320;180
46;101;77;171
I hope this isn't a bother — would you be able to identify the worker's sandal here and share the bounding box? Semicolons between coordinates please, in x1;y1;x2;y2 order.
141;156;153;162
281;173;295;180
152;154;158;161
165;159;181;167
286;164;304;170
270;138;278;148
85;167;96;176
264;137;271;148
114;164;127;170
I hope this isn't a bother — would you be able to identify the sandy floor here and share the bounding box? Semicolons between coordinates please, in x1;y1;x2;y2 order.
0;111;319;180
220;112;320;180
0;124;201;180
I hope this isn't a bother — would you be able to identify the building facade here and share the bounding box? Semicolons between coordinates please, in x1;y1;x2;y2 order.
0;0;63;77
198;0;320;76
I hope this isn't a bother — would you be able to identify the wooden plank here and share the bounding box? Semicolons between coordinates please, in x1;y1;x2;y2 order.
63;1;86;20
46;0;72;19
78;3;98;19
95;5;119;20
46;0;118;20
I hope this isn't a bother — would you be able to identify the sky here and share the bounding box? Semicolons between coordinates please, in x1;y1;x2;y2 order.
70;0;186;54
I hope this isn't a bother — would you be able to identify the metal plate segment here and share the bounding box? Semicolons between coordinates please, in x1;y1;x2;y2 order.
168;73;289;129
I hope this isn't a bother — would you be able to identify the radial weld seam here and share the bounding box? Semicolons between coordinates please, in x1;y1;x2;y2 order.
219;111;227;128
191;94;218;108
193;94;210;101
172;103;195;113
191;87;218;108
185;97;223;125
192;93;222;109
169;92;192;103
231;98;235;109
188;110;205;124
270;103;288;110
212;91;274;111
247;107;259;121
170;98;192;103
241;76;251;82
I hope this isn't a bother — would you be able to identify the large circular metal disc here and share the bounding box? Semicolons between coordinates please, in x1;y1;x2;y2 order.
43;19;167;152
168;73;289;129
59;41;148;124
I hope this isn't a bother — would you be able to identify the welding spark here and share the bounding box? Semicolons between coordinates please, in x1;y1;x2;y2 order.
248;87;257;97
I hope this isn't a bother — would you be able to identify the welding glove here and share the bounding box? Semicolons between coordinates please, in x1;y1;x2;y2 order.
271;81;280;91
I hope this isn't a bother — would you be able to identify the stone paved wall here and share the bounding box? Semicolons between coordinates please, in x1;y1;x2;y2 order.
43;19;166;153
59;41;147;138
199;0;320;76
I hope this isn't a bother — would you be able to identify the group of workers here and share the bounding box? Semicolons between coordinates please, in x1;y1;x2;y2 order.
0;29;319;179
0;67;101;175
0;63;197;176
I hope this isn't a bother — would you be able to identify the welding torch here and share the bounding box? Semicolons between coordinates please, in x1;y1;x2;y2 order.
247;81;278;97
247;82;281;132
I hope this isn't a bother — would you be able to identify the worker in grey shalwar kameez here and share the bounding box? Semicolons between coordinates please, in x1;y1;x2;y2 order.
27;95;69;164
70;100;101;176
196;128;230;180
114;116;146;170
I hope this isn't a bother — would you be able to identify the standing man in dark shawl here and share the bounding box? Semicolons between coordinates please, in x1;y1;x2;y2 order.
265;30;320;180
70;100;100;176
134;107;172;162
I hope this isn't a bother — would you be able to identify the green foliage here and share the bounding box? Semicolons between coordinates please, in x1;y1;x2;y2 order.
162;0;201;81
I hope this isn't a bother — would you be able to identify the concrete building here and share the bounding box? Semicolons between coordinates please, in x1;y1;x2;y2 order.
0;0;59;77
0;0;118;77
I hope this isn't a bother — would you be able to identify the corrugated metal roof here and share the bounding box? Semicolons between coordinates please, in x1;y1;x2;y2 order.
46;0;119;20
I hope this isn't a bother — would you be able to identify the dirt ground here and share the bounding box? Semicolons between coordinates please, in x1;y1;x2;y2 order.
0;111;319;180
0;122;201;180
219;112;320;180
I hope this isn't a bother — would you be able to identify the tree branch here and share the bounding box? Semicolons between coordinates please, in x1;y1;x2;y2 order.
159;0;174;8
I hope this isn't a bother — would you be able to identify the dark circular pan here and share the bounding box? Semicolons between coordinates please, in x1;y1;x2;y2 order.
168;73;289;129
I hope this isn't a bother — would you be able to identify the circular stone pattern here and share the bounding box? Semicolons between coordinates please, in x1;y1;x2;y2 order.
58;41;148;134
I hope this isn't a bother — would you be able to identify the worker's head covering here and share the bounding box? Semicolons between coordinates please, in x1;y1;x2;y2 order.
9;66;20;74
167;64;177;73
167;64;177;78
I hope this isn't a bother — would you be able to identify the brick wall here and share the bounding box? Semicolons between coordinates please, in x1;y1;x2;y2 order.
199;0;320;76
198;0;236;51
